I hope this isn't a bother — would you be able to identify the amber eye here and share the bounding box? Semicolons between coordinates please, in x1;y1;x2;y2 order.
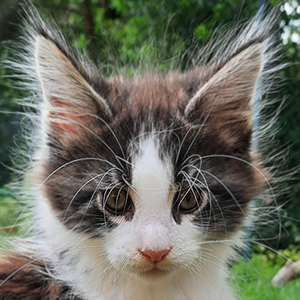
175;187;199;213
104;189;132;215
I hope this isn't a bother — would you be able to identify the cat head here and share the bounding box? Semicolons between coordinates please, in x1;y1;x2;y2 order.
22;9;279;278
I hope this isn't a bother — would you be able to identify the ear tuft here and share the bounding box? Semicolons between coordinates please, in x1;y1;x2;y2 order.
185;44;263;123
35;36;111;136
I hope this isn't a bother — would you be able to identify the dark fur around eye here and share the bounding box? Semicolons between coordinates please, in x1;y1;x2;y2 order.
75;191;97;203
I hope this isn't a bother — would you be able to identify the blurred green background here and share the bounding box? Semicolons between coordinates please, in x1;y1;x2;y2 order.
0;0;300;298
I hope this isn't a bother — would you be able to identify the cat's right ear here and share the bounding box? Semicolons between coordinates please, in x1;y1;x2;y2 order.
184;44;263;151
35;35;111;140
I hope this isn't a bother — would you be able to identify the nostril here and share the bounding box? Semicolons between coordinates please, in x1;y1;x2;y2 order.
140;248;170;263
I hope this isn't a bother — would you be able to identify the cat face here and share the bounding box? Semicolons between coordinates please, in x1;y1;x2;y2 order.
31;27;266;278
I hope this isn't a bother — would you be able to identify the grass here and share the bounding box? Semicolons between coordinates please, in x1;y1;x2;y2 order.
231;255;300;300
0;188;22;247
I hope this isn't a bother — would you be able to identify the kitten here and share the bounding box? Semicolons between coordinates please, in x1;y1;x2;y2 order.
0;7;281;300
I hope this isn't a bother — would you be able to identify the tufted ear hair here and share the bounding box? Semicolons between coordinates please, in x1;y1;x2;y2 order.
184;44;263;151
35;35;111;139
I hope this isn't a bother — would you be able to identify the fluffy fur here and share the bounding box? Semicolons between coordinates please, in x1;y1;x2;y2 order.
0;6;283;300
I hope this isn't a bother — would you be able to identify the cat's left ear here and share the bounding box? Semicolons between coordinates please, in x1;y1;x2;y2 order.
35;35;111;136
184;44;263;147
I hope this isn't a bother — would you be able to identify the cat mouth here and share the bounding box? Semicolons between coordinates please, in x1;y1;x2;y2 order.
139;266;170;278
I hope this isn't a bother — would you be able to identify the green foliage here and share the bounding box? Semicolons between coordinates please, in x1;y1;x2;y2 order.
0;187;21;237
0;42;22;186
31;0;259;72
254;244;300;264
251;4;300;251
231;254;300;300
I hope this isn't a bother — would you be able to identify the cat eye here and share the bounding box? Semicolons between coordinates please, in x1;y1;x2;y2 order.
174;187;199;213
104;189;133;215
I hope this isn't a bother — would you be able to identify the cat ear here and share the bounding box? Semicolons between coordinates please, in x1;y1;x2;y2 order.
184;44;263;147
35;36;111;136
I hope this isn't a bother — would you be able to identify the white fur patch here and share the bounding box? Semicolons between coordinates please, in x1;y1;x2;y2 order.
131;137;173;251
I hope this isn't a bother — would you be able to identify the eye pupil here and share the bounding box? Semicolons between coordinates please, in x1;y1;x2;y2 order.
175;187;199;213
105;189;132;215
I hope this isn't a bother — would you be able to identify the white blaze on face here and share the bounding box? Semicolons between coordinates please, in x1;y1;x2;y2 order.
132;137;174;252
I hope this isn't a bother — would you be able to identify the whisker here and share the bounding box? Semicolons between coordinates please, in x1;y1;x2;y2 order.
63;172;109;222
83;113;127;165
52;115;125;170
201;170;247;218
202;154;276;201
178;76;227;164
0;257;39;288
79;168;120;225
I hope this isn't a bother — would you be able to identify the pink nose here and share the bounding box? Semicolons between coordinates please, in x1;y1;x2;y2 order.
140;249;170;262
